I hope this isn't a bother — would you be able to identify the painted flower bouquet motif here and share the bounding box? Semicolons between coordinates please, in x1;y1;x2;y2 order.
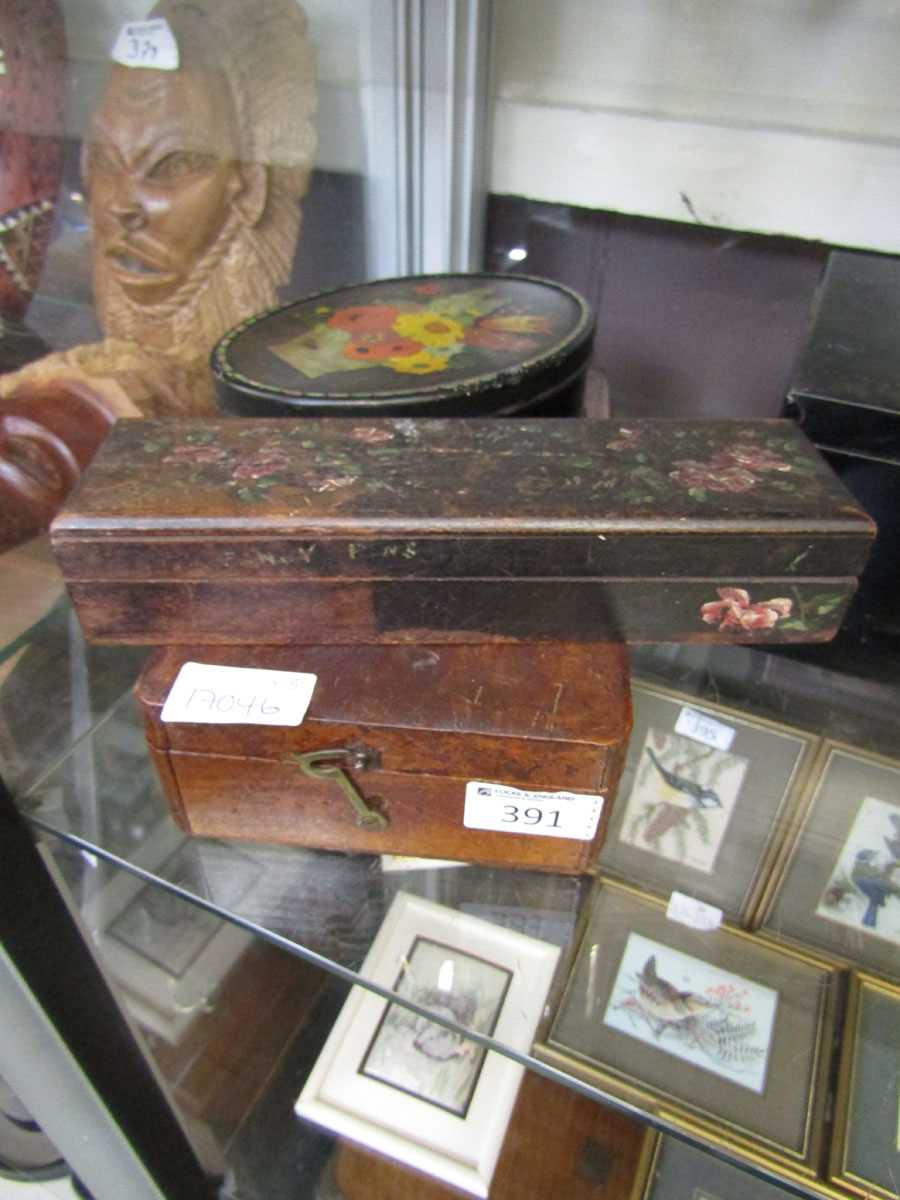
268;282;555;380
604;933;777;1092
152;423;397;503
620;730;748;873
701;587;793;632
698;586;846;637
817;796;900;945
600;424;818;504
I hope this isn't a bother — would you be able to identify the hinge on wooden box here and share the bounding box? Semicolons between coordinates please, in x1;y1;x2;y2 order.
288;748;388;831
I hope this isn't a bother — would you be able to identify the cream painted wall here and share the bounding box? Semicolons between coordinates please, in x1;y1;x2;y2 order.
490;0;900;251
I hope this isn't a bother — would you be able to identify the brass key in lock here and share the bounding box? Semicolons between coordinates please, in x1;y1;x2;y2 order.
289;749;388;831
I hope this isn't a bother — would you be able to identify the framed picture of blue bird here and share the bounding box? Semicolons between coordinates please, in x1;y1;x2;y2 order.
598;682;819;924
757;741;900;982
830;972;900;1200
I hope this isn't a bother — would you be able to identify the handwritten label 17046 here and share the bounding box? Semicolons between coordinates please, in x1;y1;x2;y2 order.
463;781;603;841
161;662;316;727
111;19;180;70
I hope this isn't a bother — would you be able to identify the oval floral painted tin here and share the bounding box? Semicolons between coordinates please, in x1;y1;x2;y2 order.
211;273;595;417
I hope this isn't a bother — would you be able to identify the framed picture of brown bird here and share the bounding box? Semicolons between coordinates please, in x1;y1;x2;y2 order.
597;681;819;923
755;740;900;982
829;971;900;1200
534;879;840;1178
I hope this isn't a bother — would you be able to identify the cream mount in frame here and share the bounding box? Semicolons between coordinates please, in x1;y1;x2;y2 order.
597;680;820;923
295;892;560;1198
755;739;900;981
829;971;900;1200
535;878;840;1179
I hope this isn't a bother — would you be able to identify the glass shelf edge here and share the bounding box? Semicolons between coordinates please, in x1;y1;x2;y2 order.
29;815;842;1200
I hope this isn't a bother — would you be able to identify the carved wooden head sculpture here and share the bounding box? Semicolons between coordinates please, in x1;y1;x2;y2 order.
81;0;316;361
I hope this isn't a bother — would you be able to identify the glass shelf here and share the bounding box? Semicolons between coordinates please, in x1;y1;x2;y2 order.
7;572;900;1199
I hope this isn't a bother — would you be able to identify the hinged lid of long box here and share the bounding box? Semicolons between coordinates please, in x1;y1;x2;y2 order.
51;417;875;645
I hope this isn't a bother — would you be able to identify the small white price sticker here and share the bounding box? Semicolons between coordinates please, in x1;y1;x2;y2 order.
380;856;464;873
111;19;179;70
160;662;316;727
666;891;723;932
464;781;603;841
674;705;735;752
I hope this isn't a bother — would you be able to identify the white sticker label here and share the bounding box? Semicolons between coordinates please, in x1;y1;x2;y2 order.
380;856;465;873
463;781;603;841
674;706;736;752
111;19;180;70
666;891;723;932
160;661;316;727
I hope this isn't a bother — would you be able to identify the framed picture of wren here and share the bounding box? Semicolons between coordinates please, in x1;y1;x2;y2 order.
598;682;819;923
535;879;840;1178
756;740;900;981
829;971;900;1200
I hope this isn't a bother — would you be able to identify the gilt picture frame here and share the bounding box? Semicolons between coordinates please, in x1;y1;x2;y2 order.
295;892;560;1198
830;972;900;1200
598;681;818;923
535;879;838;1176
630;1131;850;1200
756;740;900;980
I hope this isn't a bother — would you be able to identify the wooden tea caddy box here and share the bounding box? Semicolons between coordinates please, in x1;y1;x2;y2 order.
51;416;874;646
53;415;873;869
137;642;631;873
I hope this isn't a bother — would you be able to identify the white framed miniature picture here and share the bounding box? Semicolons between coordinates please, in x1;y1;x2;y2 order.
295;892;560;1197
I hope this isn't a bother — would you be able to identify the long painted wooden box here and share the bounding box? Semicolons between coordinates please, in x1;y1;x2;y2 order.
51;417;875;646
137;641;632;872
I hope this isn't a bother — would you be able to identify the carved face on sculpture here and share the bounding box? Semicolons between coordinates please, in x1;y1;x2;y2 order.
82;58;279;356
76;0;314;366
85;65;249;308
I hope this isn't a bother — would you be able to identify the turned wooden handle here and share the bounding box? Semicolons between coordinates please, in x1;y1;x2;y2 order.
0;381;115;552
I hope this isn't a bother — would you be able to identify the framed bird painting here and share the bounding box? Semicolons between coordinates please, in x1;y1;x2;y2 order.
295;892;560;1198
535;879;839;1177
829;972;900;1200
597;682;819;924
755;740;900;981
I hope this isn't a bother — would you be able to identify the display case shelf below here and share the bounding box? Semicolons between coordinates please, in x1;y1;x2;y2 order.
14;670;893;1200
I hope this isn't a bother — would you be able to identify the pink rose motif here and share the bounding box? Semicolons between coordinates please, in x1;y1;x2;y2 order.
163;444;230;465
606;427;641;451
701;587;793;631
670;460;759;493
231;449;291;479
351;426;395;443
711;444;791;472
